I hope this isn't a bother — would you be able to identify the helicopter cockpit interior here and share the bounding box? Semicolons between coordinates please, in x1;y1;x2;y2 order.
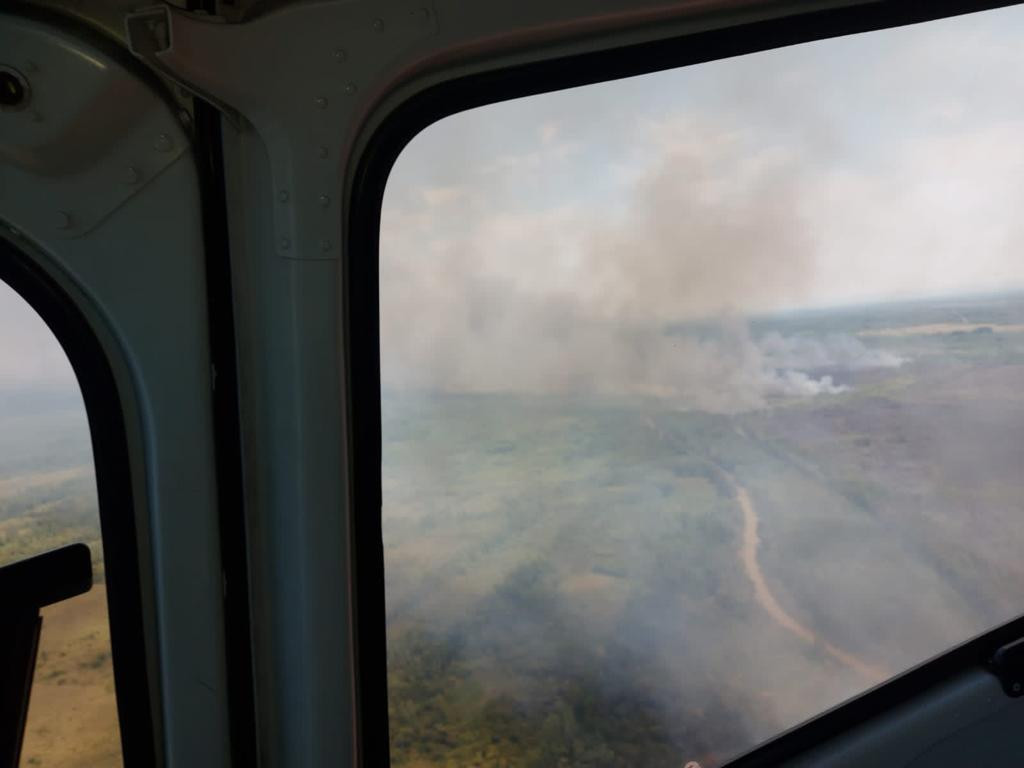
2;0;1024;766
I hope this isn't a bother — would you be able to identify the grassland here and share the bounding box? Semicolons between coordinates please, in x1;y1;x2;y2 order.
21;586;121;768
384;292;1024;767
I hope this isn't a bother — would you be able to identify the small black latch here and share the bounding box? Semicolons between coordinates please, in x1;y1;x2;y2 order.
990;636;1024;697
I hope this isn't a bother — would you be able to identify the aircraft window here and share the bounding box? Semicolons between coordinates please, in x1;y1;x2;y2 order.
0;280;122;767
380;5;1024;765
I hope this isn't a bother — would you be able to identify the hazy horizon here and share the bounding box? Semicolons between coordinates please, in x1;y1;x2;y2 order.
380;4;1024;410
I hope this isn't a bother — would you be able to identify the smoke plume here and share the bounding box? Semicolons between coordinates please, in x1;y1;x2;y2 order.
381;119;900;411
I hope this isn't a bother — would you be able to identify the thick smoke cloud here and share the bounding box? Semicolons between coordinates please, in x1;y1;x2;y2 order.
387;122;789;410
380;4;1024;413
579;122;814;325
381;119;905;411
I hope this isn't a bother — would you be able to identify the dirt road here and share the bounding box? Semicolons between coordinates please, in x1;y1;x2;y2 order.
736;485;885;682
642;414;885;681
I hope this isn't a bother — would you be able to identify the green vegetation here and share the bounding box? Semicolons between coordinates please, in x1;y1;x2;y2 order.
389;624;697;767
384;293;1024;766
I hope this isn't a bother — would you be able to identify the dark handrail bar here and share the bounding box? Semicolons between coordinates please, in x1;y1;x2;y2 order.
0;544;93;768
0;543;92;613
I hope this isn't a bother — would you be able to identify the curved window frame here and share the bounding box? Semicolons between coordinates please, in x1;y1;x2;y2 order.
343;0;1024;764
0;236;158;767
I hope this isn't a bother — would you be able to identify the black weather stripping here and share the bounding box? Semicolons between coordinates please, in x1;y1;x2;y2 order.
991;636;1024;698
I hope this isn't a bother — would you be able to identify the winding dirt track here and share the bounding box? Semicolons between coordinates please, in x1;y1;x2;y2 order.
643;415;884;681
736;485;885;682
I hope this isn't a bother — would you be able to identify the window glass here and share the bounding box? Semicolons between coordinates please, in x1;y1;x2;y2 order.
381;6;1024;765
0;281;122;767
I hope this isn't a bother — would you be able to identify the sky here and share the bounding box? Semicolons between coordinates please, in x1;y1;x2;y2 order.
0;280;76;393
379;4;1024;400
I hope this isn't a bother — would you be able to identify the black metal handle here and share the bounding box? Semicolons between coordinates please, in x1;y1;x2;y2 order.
0;543;92;613
0;544;93;768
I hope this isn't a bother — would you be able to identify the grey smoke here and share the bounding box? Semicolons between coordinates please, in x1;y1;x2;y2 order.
381;120;905;412
755;331;907;400
382;119;830;411
757;332;906;372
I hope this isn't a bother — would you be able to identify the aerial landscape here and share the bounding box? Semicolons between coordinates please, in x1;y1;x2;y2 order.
383;292;1024;767
0;387;121;768
2;292;1022;768
377;6;1024;764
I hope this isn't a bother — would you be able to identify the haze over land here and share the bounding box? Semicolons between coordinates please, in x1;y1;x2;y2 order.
379;5;1024;766
382;294;1024;766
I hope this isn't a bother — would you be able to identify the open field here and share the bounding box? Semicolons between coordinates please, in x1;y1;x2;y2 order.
21;586;122;768
383;292;1024;766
